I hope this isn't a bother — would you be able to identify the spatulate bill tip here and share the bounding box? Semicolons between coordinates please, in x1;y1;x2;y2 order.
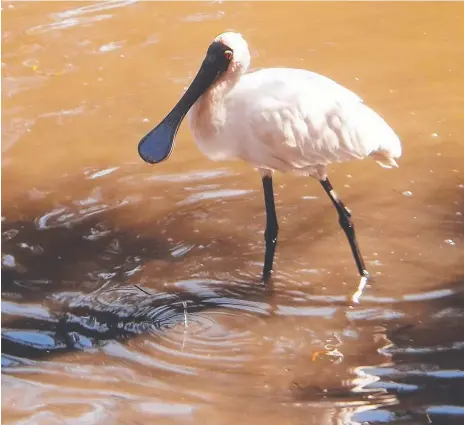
138;141;172;164
137;125;176;164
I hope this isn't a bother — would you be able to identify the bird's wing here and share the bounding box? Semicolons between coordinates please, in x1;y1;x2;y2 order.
241;68;363;104
227;68;370;170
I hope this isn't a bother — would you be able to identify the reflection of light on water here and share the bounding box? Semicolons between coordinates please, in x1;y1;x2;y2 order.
403;288;454;302
427;405;464;416
27;15;113;35
34;197;132;230
170;243;195;258
26;0;139;35
2;301;55;322
147;168;235;183
3;330;61;350
179;189;254;206
332;332;398;424
136;401;194;416
103;340;197;375
384;341;464;356
336;404;400;425
99;41;125;53
182;12;225;22
40;105;86;121
2;254;17;268
2;76;47;97
275;305;338;318
50;0;138;19
1;115;36;152
85;167;119;180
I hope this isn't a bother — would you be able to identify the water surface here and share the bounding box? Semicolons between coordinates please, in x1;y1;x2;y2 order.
2;1;464;424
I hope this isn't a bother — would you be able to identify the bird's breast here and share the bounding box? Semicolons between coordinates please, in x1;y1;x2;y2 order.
187;98;235;161
188;95;217;141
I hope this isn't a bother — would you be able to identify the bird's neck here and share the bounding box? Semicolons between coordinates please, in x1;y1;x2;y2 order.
188;73;240;140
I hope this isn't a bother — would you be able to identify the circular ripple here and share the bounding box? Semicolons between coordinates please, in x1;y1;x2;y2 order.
133;296;271;374
56;281;271;375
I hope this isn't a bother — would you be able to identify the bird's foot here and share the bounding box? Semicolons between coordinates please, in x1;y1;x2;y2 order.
350;271;371;304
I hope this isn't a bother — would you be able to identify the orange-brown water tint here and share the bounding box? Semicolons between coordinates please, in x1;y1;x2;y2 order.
2;2;464;424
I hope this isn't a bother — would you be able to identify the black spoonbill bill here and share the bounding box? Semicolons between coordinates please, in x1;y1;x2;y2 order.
138;32;402;302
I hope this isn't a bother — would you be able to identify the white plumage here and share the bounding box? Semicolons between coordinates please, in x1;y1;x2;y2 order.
188;33;401;180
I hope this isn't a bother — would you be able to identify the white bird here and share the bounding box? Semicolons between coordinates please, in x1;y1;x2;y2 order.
138;32;402;302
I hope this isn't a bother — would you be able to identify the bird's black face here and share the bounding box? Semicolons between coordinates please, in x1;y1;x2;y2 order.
138;41;233;164
203;41;233;75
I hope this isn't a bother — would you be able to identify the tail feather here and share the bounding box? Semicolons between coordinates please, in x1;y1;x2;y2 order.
355;104;402;168
369;151;399;168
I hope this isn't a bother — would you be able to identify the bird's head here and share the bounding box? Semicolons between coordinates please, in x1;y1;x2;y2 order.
212;32;251;74
137;31;250;164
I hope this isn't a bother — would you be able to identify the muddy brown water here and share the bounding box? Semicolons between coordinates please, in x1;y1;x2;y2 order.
2;1;464;424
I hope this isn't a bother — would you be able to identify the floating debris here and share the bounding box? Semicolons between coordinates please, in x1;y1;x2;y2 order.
402;190;413;197
182;301;189;328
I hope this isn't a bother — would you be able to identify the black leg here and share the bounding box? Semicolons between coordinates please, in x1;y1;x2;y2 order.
262;176;279;282
320;178;369;279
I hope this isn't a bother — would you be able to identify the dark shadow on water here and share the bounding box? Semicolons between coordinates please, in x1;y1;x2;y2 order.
1;206;276;363
1;218;173;301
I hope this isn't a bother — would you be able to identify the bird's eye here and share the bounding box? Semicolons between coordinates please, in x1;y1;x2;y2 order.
224;50;233;60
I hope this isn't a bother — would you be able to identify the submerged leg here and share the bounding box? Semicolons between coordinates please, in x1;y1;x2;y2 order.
262;175;279;282
320;178;370;301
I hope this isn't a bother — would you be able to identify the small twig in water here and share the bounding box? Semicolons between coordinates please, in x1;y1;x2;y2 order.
182;301;189;328
133;284;151;296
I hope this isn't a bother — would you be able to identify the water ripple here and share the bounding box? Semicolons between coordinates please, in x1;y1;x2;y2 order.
27;15;113;35
50;0;138;19
34;198;131;229
179;189;255;206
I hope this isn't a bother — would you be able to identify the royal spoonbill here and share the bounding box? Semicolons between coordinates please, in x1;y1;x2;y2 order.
138;32;402;302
